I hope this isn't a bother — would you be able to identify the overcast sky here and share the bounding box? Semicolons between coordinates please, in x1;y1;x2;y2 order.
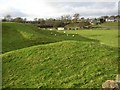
0;0;119;20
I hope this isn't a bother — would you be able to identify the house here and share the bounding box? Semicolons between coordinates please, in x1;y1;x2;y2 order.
65;23;81;30
66;27;80;30
87;19;94;24
37;24;53;30
57;27;64;30
64;21;91;30
106;16;115;22
100;15;120;22
114;16;120;22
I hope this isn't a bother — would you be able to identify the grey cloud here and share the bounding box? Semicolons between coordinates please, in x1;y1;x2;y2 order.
48;2;116;9
0;1;118;19
1;8;28;17
47;2;118;18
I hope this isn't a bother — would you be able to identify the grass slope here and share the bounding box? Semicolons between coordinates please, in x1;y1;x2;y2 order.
2;41;118;88
99;22;118;30
57;30;118;47
2;22;97;53
2;22;119;88
92;22;118;30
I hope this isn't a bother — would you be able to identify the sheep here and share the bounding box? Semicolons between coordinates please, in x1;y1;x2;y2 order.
64;31;66;33
72;35;75;37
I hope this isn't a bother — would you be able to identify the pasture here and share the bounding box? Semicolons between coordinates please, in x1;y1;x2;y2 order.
57;30;118;47
1;22;119;88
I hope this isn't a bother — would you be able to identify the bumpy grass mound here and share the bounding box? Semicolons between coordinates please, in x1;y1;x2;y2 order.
2;22;97;53
2;41;118;88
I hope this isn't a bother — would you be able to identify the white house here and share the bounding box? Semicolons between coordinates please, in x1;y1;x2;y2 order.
57;27;64;30
106;17;115;22
115;17;120;22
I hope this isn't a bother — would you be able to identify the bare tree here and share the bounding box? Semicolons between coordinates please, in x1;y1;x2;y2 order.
4;14;12;21
73;13;80;22
24;18;27;21
23;18;27;23
61;15;71;20
34;18;38;24
34;18;37;21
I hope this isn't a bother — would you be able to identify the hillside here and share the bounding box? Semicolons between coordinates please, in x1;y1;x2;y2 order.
2;41;118;88
100;22;118;27
2;22;57;53
2;22;97;53
2;22;119;88
94;22;118;30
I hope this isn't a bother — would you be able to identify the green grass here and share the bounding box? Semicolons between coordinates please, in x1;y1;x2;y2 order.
2;22;118;53
91;22;118;30
99;22;118;30
2;41;118;88
2;22;119;88
2;22;97;53
2;22;58;53
57;30;118;47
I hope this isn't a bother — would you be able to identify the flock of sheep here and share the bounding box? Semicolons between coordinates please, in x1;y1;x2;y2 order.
50;31;78;37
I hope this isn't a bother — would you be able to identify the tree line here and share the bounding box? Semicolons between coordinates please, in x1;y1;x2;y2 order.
2;13;87;28
2;14;119;28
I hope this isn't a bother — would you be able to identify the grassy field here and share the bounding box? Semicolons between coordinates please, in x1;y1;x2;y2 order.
57;30;118;47
2;22;97;53
1;22;119;88
99;22;118;30
57;22;119;47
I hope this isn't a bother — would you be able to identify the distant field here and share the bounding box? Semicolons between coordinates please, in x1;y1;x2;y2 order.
99;22;118;30
57;30;118;47
57;22;118;47
2;22;119;88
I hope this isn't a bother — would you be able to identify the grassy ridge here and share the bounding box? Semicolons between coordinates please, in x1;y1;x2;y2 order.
2;22;97;53
2;22;58;53
2;41;118;88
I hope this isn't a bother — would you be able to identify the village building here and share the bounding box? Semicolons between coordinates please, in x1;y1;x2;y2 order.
106;16;115;22
57;27;65;30
105;16;120;22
